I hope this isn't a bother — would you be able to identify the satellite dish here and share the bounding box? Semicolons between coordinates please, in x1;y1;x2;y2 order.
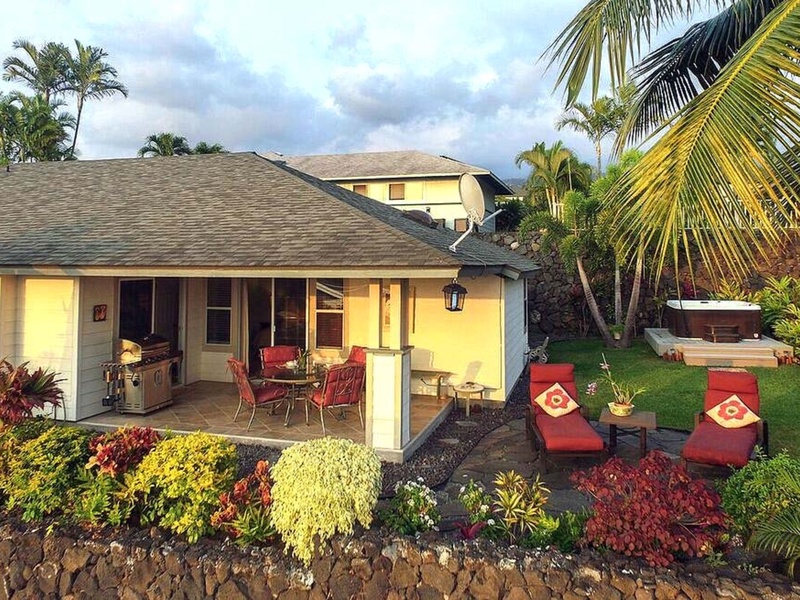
458;173;486;223
449;173;503;253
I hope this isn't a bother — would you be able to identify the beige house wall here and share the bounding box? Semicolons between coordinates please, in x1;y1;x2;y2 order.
0;276;19;359
76;277;116;419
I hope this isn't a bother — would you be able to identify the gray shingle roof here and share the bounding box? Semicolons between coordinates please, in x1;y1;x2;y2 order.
0;152;537;276
263;150;514;195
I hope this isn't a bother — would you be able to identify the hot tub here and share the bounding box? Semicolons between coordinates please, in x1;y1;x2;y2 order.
665;300;761;340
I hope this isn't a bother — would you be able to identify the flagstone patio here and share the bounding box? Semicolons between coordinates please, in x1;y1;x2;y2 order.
80;381;450;455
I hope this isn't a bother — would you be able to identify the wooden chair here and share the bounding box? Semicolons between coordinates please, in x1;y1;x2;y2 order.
681;370;768;469
258;345;300;378
227;358;289;430
305;363;366;435
527;363;606;473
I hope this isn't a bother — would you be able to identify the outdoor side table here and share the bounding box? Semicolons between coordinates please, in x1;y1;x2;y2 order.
599;408;657;458
453;383;485;417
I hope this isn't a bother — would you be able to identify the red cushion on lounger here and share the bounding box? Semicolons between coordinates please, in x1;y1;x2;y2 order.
681;420;758;468
535;410;604;452
704;371;759;412
530;364;579;416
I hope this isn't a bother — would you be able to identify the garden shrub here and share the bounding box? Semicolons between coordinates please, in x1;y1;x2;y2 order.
457;471;559;548
572;451;728;567
70;427;162;527
381;477;440;535
271;438;381;565
550;510;590;553
721;450;800;538
0;417;55;496
211;460;277;546
125;432;237;543
5;425;94;521
0;360;64;425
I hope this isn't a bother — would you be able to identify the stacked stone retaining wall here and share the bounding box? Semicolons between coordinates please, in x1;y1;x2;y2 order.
1;521;798;599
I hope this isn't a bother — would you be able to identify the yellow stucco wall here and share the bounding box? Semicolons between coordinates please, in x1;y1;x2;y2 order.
408;276;506;401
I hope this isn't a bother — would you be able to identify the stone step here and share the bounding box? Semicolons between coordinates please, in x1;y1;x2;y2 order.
682;352;778;368
682;345;776;357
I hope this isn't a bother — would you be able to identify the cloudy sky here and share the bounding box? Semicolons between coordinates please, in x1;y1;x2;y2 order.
1;0;690;180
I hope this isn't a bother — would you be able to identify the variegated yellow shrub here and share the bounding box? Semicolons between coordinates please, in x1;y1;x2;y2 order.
125;432;237;543
271;437;381;565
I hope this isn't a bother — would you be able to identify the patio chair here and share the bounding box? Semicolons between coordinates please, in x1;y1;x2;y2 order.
681;370;768;469
527;363;606;473
305;363;366;435
227;358;289;431
259;345;300;378
344;345;367;365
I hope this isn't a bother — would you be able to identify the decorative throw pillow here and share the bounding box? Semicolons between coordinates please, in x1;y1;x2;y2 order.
707;394;761;428
533;382;580;417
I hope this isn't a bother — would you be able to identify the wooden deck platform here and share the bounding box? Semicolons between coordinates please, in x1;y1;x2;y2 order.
644;328;792;368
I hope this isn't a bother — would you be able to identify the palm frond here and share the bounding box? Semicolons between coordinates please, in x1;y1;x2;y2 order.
544;0;707;105
619;0;783;148
607;1;800;284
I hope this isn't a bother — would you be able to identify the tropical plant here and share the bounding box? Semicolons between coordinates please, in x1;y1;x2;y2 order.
86;426;161;478
514;141;591;213
270;438;381;565
721;450;800;539
0;417;54;497
0;92;74;162
573;451;728;567
381;477;440;535
2;39;68;103
137;132;193;157
125;432;237;543
749;469;800;577
193;141;227;154
0;359;64;425
61;39;128;158
211;460;277;546
585;353;646;405
5;425;94;521
546;0;800;285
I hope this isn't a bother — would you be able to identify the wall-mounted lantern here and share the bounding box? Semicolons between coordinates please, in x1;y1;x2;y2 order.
442;279;467;312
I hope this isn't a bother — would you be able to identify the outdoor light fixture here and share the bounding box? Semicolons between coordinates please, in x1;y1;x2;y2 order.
442;279;467;312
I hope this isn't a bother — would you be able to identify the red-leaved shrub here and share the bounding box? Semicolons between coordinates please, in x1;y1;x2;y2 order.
0;360;64;425
87;426;161;477
211;460;277;545
571;451;728;566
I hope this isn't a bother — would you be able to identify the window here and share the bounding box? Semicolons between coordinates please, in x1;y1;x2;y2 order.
353;184;368;196
454;218;469;233
206;278;232;345
316;278;344;348
388;183;405;200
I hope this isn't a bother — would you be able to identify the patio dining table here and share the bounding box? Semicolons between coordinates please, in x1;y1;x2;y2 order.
261;372;321;426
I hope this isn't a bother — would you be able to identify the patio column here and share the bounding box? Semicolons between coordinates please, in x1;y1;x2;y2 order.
363;278;411;459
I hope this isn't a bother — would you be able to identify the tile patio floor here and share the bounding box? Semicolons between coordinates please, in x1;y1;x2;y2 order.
80;381;450;451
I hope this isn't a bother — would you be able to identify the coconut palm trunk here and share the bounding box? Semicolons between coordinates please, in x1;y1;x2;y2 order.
620;246;644;348
576;256;615;347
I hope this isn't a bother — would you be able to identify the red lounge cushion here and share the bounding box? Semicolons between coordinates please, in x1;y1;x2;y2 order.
535;410;604;452
681;420;758;468
253;384;287;405
705;371;760;413
530;364;579;416
533;382;579;418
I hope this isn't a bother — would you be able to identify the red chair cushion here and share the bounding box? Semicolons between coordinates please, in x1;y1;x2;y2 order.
346;345;367;365
530;363;579;416
261;365;292;378
253;383;287;405
681;420;758;468
535;410;604;452
309;365;365;408
705;371;759;412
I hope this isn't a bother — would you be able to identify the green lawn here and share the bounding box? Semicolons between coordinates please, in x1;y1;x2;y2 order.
546;339;800;457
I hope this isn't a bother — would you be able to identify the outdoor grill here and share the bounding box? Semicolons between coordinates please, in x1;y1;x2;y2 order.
101;334;182;414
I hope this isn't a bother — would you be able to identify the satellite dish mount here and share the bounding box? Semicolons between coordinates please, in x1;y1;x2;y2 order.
449;173;502;252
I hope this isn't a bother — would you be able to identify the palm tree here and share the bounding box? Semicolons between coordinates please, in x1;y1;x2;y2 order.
193;141;227;154
61;40;128;158
2;39;68;103
138;133;193;157
514;141;591;216
6;93;74;162
556;97;618;175
546;0;800;283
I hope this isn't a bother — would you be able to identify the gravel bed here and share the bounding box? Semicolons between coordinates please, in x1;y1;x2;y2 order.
236;373;531;497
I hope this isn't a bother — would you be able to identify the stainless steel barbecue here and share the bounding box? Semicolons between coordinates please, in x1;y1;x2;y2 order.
101;334;182;414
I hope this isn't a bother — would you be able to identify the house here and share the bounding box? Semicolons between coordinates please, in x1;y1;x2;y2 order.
263;150;513;232
0;152;537;460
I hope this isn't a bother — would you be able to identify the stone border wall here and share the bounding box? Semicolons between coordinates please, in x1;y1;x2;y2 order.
2;520;798;599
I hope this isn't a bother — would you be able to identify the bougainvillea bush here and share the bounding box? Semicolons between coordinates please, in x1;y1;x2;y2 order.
211;459;277;546
0;360;64;426
572;451;728;567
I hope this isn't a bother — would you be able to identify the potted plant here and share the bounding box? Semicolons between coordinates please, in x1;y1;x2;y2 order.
608;324;624;341
587;354;645;417
0;359;64;426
